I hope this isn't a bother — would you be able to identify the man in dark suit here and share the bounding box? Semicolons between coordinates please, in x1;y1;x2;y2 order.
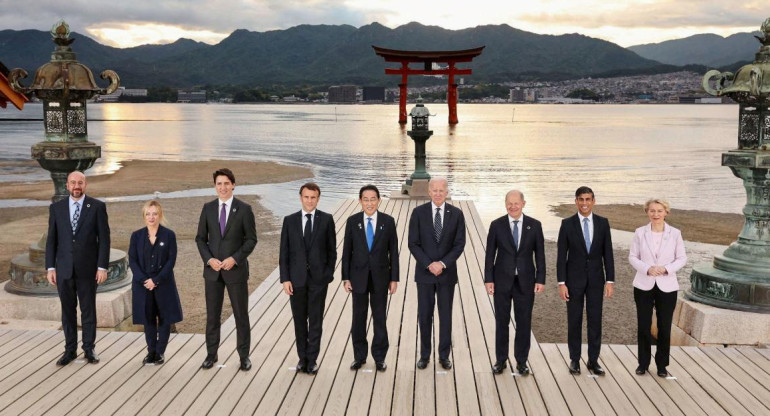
557;186;615;375
408;177;466;370
280;182;337;375
195;168;258;371
46;171;110;366
484;190;545;376
342;185;399;372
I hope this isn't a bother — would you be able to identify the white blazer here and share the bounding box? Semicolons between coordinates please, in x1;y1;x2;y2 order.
629;223;687;293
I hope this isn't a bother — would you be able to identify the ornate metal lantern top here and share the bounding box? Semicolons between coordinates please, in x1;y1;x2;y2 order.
409;97;431;131
8;20;119;100
702;17;770;104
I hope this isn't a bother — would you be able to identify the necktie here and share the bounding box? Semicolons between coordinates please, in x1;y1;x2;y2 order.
220;203;227;236
583;217;591;252
71;202;80;233
304;213;312;249
434;207;442;243
366;217;374;251
512;220;519;251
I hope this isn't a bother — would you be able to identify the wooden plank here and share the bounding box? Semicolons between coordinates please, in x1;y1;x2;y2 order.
608;344;683;416
669;347;752;416
753;347;770;361
558;344;616;416
76;333;194;416
0;329;23;350
21;332;147;415
0;330;48;361
0;330;58;377
449;270;481;416
540;343;593;416
695;347;770;413
0;331;131;415
577;345;638;416
735;347;770;377
589;343;658;415
623;345;708;416
109;334;206;416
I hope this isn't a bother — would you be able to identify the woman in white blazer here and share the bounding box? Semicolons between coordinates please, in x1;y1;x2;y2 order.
629;199;686;378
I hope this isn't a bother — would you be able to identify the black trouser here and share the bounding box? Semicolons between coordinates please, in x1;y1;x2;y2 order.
144;289;171;355
494;276;535;364
204;276;250;358
635;285;678;370
351;274;389;362
58;269;97;352
417;282;455;360
566;280;604;363
290;284;328;365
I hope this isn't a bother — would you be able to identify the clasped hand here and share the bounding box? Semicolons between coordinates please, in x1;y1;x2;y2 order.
209;257;236;271
428;261;444;276
647;266;668;277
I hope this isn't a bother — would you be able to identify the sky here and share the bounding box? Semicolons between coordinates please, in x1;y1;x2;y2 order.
0;0;766;48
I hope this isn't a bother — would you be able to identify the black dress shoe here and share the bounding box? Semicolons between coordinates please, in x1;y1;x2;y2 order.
142;353;156;365
155;354;165;364
84;349;100;364
492;360;507;374
201;354;218;369
296;359;307;372
439;358;452;370
657;368;669;378
568;360;581;374
375;361;387;372
350;359;366;370
416;358;430;369
306;363;319;374
635;365;647;375
240;357;252;371
587;361;605;376
516;363;530;376
56;351;77;366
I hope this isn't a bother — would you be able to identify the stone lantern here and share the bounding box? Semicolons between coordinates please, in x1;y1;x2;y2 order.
401;98;434;196
692;16;770;312
5;20;129;296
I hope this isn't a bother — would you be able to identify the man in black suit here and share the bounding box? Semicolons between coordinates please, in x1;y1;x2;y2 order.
342;185;399;372
195;168;258;371
408;177;466;370
557;186;614;375
46;171;110;366
484;190;545;376
280;182;337;375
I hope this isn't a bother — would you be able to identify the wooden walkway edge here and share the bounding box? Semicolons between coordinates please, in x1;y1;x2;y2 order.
0;199;769;415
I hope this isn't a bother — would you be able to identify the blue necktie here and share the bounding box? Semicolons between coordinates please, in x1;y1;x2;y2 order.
366;217;374;251
583;217;591;253
512;220;519;251
434;207;442;243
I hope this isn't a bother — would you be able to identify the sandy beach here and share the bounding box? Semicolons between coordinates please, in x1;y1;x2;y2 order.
0;160;312;333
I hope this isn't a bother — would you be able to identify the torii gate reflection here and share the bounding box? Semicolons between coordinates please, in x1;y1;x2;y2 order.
373;46;484;125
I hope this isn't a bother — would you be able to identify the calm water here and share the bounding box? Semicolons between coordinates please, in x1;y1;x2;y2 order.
0;103;742;237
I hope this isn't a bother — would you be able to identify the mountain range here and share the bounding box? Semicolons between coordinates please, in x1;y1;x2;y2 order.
628;32;760;67
0;22;759;89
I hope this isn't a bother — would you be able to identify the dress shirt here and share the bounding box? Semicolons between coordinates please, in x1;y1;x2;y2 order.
365;211;378;235
431;202;445;227
579;212;594;243
302;209;317;232
218;196;234;226
508;214;523;249
69;196;84;225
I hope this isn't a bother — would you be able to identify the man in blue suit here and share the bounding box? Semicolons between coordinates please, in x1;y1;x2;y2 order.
46;171;110;366
408;177;466;370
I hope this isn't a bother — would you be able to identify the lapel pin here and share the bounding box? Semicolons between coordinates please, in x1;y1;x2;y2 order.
160;242;165;246
232;208;237;212
527;226;531;230
358;223;362;229
86;204;91;208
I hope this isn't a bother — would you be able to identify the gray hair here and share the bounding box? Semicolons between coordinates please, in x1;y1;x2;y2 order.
505;189;525;202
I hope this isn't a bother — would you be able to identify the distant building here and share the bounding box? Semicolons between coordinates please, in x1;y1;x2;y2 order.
98;86;148;102
509;88;525;103
282;95;301;102
177;90;206;103
362;87;385;102
328;85;357;103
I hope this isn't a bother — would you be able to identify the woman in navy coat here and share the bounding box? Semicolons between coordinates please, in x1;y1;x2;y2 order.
129;200;183;364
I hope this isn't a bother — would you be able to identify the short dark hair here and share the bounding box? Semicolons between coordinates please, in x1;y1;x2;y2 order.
359;184;380;199
575;186;594;199
213;168;235;184
299;182;321;196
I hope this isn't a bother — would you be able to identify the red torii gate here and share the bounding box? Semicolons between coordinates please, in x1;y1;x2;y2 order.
373;45;484;125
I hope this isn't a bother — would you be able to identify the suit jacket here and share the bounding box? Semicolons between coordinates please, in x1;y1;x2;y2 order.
45;195;110;281
484;214;545;292
629;223;686;293
279;210;337;288
341;211;399;294
556;213;615;287
408;202;466;285
128;225;183;325
195;197;258;283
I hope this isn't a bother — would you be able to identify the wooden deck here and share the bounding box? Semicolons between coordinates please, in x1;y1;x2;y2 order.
1;198;770;415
